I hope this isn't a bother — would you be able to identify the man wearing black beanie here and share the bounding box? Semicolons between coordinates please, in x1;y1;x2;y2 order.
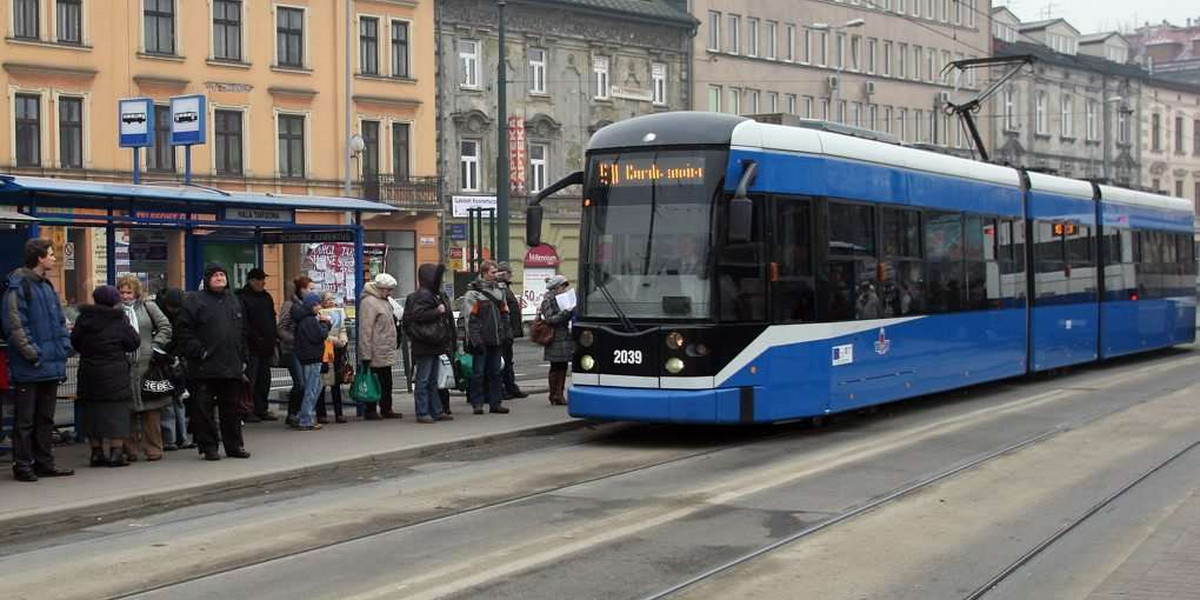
174;263;251;461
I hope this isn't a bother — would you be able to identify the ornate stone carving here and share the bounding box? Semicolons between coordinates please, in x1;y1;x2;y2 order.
451;109;494;134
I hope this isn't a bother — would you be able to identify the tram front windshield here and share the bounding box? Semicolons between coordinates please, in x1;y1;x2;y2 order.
580;149;726;320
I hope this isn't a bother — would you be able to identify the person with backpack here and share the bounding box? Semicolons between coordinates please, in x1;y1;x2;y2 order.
403;264;455;424
462;261;511;415
2;239;75;481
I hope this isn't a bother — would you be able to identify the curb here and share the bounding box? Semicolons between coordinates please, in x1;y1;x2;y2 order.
0;417;593;536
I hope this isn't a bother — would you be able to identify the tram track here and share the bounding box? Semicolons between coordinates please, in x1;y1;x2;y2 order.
15;348;1197;600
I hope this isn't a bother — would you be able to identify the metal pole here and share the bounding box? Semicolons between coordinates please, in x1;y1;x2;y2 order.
343;0;354;196
495;0;510;262
184;145;192;184
488;208;495;263
133;148;141;184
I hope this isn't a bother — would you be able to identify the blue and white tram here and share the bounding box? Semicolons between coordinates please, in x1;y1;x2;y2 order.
526;112;1197;424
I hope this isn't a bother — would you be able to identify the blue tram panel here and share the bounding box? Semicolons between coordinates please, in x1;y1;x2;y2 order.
557;113;1195;425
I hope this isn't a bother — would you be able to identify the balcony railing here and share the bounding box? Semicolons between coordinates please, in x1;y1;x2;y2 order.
361;175;441;211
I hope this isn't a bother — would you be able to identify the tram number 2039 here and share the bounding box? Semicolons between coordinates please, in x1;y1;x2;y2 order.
613;350;644;365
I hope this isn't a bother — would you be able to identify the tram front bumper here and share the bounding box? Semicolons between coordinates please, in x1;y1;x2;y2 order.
568;384;761;424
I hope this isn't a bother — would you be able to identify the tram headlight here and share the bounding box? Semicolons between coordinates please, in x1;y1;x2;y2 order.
579;330;595;348
665;331;685;350
665;357;685;374
686;343;711;358
580;355;596;371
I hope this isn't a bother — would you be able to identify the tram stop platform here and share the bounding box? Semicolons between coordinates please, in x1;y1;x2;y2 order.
0;391;582;533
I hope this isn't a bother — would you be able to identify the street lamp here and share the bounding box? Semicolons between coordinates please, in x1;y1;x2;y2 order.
495;0;510;262
810;19;866;125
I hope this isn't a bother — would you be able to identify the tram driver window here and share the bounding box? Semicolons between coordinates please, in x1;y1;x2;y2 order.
718;196;767;321
771;197;816;322
826;202;879;321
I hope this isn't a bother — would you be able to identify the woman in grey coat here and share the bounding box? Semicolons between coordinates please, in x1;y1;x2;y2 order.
538;275;575;406
117;276;173;461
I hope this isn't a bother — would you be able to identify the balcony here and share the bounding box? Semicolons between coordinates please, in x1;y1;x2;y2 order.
361;175;441;211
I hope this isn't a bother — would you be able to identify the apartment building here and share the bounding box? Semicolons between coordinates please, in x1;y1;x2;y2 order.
692;0;992;151
2;0;440;297
1142;78;1200;217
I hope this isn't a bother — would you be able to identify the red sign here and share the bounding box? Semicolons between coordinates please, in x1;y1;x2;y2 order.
508;116;527;196
524;243;560;268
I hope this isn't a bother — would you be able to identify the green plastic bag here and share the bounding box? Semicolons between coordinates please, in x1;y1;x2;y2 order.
453;351;473;391
351;368;381;403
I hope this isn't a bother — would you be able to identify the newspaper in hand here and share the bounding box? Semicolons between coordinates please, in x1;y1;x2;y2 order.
555;288;577;312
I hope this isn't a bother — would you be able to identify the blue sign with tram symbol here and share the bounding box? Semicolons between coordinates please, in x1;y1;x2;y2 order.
118;98;154;148
169;94;207;146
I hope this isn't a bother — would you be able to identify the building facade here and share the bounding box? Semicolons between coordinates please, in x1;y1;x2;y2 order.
436;0;695;293
1;0;440;299
990;17;1144;186
1127;19;1200;85
1141;78;1200;216
692;0;993;150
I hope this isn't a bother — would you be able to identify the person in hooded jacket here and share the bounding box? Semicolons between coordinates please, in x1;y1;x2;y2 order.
293;292;332;430
72;285;141;467
277;276;314;427
175;264;251;461
237;268;279;422
462;260;511;415
2;239;74;481
315;291;348;424
156;288;194;451
403;264;456;423
539;275;576;406
358;273;403;419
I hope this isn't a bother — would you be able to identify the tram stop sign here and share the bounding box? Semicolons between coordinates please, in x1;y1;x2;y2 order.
118;98;154;148
169;95;207;146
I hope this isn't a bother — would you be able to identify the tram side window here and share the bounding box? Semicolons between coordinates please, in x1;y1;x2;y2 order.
1034;220;1066;301
997;219;1027;302
826;202;879;321
923;211;964;313
1136;231;1162;299
718;196;767;321
1067;225;1096;297
1102;227;1129;300
771;197;816;322
880;207;922;317
964;215;991;310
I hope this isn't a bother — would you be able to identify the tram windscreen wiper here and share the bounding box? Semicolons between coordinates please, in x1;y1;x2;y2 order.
591;264;636;333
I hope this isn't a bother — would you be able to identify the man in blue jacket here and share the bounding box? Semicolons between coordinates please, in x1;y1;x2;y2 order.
2;239;74;482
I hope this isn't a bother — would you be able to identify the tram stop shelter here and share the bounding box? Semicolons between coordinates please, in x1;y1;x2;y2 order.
0;174;394;320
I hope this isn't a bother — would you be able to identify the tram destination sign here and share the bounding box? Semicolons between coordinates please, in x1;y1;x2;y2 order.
118;98;154;148
262;231;355;244
594;156;706;188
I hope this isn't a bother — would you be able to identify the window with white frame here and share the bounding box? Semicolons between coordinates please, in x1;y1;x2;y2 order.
1117;108;1129;144
941;50;951;83
361;120;380;176
459;39;479;88
728;14;740;54
747;89;759;114
897;43;907;78
14;94;41;167
278;113;306;178
747;18;759;57
214;108;243;175
768;91;778;113
1004;86;1016;130
883;106;892;133
898;108;907;141
360;16;380;75
835;32;845;69
818;31;828;66
708;85;722;112
914;46;923;81
57;0;83;44
786;94;797;115
915;109;924;142
1036;92;1048;135
883;41;892;76
785;24;795;62
529;143;547;193
1086;101;1098;141
459;139;480;191
866;38;876;74
58;96;83;169
145;0;176;55
766;21;777;60
277;6;305;68
593;55;609;99
926;47;936;82
850;35;861;71
1060;94;1073;137
528;48;547;94
802;95;813;117
214;0;243;61
13;0;39;39
391;20;410;78
652;63;667;105
868;104;877;130
728;87;741;114
899;0;907;14
851;102;862;127
392;122;410;180
707;11;720;51
821;98;830;120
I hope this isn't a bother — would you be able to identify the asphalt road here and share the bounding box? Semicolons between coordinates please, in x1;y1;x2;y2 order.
5;345;1198;600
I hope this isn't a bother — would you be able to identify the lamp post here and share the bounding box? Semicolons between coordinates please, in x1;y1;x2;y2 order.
811;18;865;124
495;0;510;262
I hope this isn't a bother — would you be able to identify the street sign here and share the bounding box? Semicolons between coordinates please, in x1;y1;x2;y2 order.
452;195;497;218
169;94;207;146
262;231;356;244
222;207;295;223
118;98;154;148
448;223;468;241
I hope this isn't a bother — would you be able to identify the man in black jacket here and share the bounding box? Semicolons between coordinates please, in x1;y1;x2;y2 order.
175;264;251;461
496;263;528;399
236;268;279;422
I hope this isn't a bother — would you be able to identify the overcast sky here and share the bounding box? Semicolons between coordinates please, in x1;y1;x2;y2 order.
997;0;1199;34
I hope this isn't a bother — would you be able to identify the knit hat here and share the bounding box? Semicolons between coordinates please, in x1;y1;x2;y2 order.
545;274;568;290
92;285;121;307
302;291;322;310
373;273;398;289
204;263;228;287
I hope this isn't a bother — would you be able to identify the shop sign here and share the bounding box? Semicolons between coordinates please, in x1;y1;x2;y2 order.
449;247;465;272
448;223;468;241
611;86;654;102
419;235;436;247
262;230;355;244
223;207;294;223
205;82;253;93
118;98;154;148
452;195;497;218
169;94;207;146
133;209;218;222
524;243;560;268
63;242;75;271
508;116;527;195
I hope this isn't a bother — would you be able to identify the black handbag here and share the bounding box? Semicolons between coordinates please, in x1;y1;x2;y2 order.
141;355;176;398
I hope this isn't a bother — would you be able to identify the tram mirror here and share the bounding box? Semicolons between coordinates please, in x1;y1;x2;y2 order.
729;197;753;243
526;205;544;247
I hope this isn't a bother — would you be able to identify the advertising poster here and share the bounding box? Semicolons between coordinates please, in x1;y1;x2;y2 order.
303;243;387;318
521;267;556;319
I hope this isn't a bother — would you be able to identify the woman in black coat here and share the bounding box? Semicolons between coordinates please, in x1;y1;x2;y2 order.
72;285;141;467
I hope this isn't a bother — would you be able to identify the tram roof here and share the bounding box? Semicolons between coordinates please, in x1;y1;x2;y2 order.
1098;183;1194;214
0;175;394;213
